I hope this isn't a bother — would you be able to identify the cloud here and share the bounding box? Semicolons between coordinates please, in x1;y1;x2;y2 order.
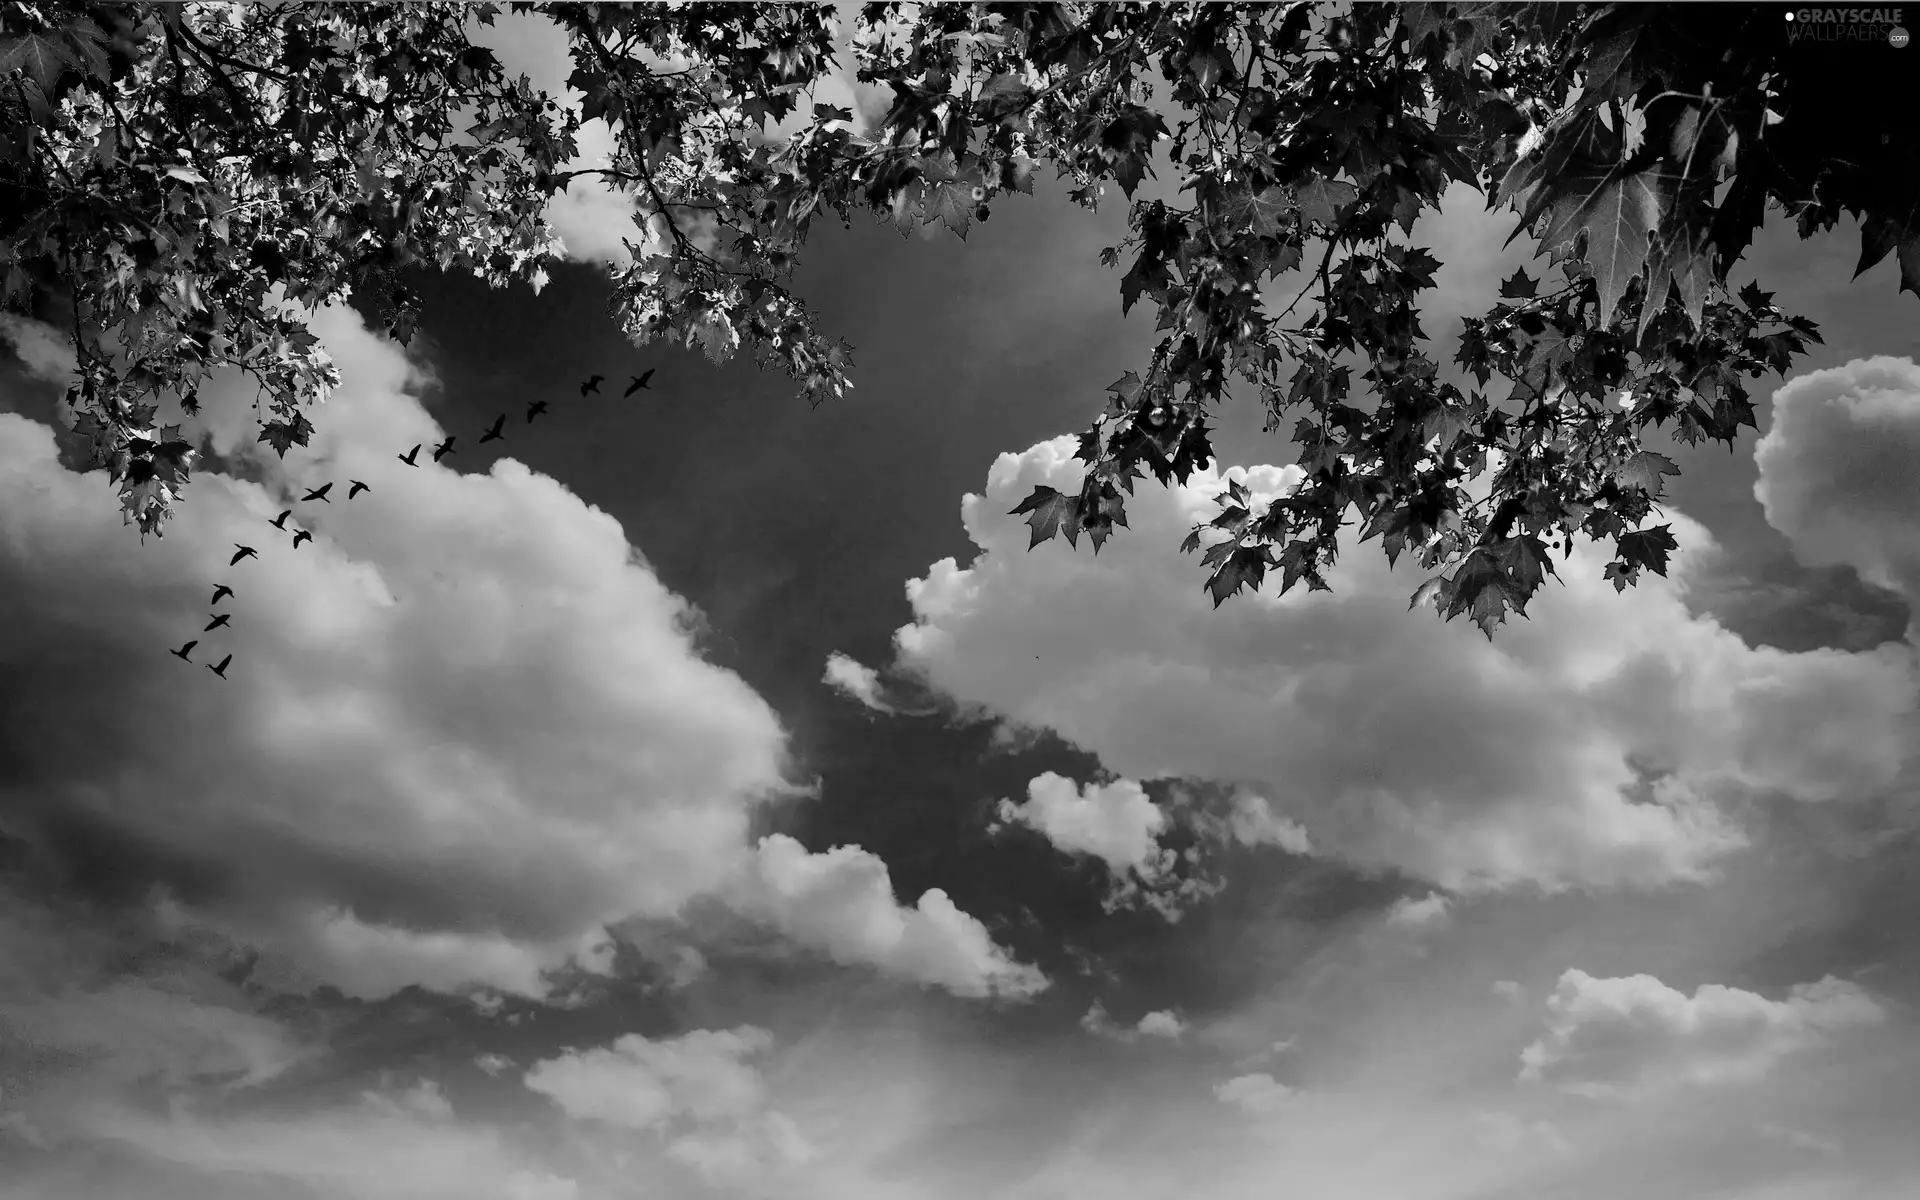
1492;980;1526;1001
1385;893;1452;928
0;889;313;1146
0;306;1031;1009
735;834;1047;1000
1519;969;1885;1099
1754;356;1920;638
475;1053;515;1077
1214;793;1314;855
524;1026;812;1191
995;773;1173;881
73;1081;578;1200
1212;1072;1295;1115
891;437;1919;893
822;650;897;714
0;312;76;383
1468;1110;1570;1156
1757;1122;1843;1157
1080;1001;1187;1042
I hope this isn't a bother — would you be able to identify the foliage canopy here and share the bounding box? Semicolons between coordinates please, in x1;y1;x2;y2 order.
4;1;1915;636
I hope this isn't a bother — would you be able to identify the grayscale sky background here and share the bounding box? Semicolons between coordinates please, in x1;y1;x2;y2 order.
2;7;1917;1200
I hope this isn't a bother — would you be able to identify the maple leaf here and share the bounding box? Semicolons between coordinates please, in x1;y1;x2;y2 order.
257;413;315;457
1009;485;1081;549
1612;449;1680;500
1614;524;1678;580
1294;178;1358;229
1205;545;1269;607
1531;163;1668;324
1498;268;1538;299
1438;547;1523;639
0;31;78;92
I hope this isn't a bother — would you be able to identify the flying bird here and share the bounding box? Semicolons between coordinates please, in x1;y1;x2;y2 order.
269;509;293;530
579;374;604;396
301;483;332;503
432;436;456;462
478;414;506;443
398;443;422;466
292;529;313;549
210;584;234;605
623;369;655;397
170;640;198;662
208;654;232;679
526;399;549;422
203;613;231;632
348;480;370;499
230;545;258;565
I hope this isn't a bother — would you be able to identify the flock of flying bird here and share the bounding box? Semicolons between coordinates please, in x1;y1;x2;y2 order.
168;369;656;678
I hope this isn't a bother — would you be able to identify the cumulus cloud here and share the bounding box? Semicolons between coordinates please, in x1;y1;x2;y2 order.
1492;980;1526;1001
0;307;1029;1009
734;834;1047;1000
1384;893;1451;928
993;773;1226;920
524;1026;811;1192
996;773;1173;881
891;436;1918;893
822;651;897;714
1212;1072;1295;1115
1080;1001;1188;1042
1519;969;1885;1099
0;303;806;1001
1754;355;1920;639
1214;793;1314;855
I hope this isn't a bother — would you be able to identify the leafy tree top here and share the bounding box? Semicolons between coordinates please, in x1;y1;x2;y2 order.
3;1;1913;637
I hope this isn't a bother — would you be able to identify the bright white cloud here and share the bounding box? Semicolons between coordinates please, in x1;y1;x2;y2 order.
1133;1009;1188;1040
1080;1001;1187;1042
1754;355;1920;638
891;436;1918;893
823;650;896;713
735;834;1047;1000
1213;1072;1295;1115
1385;893;1452;927
1519;969;1885;1099
996;772;1172;880
0;304;803;1001
524;1026;811;1192
525;1025;774;1129
1219;792;1314;855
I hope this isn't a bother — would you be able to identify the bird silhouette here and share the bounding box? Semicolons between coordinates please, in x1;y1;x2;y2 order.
478;414;506;443
348;480;370;498
208;654;232;679
269;509;293;529
580;374;604;396
170;639;198;662
301;483;333;503
210;584;234;605
398;443;422;467
623;369;655;397
203;613;231;632
432;436;456;462
230;545;258;565
292;529;313;549
526;399;549;422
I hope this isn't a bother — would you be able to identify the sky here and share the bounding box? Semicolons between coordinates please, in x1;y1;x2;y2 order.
2;8;1919;1200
